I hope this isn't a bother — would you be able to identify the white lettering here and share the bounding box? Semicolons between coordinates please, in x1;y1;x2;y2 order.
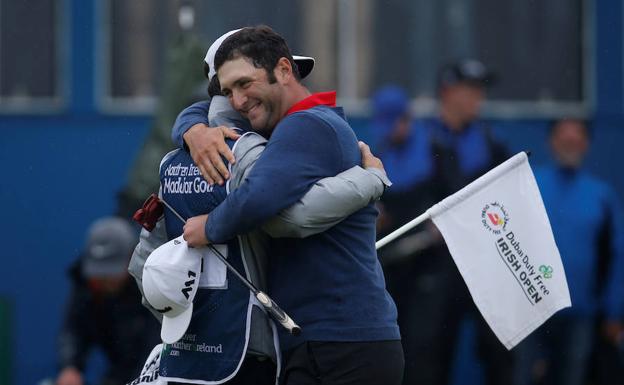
164;163;184;176
162;177;195;194
189;164;202;176
193;177;213;193
196;343;223;354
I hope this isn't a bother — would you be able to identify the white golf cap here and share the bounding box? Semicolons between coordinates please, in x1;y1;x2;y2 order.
204;28;315;81
142;236;202;344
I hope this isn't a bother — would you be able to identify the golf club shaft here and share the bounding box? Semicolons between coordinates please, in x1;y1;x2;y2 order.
205;243;301;336
159;197;301;335
159;199;255;289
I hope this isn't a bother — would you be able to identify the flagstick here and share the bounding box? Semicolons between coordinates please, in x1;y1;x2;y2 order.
376;211;431;250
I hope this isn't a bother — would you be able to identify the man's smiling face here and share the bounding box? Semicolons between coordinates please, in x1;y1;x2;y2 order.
218;56;285;136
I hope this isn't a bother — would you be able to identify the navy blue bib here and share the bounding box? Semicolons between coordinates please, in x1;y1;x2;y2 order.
158;149;252;383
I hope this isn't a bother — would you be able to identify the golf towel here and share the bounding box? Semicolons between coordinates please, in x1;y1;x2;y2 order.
126;344;166;385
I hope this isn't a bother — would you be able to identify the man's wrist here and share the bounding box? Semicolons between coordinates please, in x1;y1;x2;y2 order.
182;123;210;153
182;129;193;152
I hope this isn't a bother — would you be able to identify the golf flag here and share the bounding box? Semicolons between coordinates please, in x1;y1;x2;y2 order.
427;152;571;349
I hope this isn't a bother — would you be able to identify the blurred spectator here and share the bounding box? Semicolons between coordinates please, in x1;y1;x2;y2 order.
371;85;446;384
373;59;512;385
371;86;444;237
116;2;205;218
513;119;624;385
56;217;158;385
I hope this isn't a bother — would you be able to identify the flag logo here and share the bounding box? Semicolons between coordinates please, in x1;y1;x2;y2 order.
481;202;509;234
426;152;570;349
539;265;554;278
487;212;504;226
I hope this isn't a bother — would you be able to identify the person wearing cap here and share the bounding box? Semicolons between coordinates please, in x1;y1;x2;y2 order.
169;29;314;187
377;60;511;385
56;217;159;385
128;28;392;385
179;25;403;385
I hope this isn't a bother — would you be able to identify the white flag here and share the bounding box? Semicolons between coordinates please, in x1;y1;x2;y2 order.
426;152;571;349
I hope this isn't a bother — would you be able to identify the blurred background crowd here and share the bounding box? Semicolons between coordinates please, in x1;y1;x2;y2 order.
1;1;623;385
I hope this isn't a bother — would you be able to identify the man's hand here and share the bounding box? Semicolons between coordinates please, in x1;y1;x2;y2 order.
359;141;384;171
183;124;241;185
56;366;83;385
183;214;210;247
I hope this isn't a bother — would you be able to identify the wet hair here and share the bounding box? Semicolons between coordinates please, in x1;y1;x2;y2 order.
213;25;301;84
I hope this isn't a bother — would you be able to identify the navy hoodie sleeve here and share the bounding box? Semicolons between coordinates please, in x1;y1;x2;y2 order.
171;100;210;148
206;111;342;242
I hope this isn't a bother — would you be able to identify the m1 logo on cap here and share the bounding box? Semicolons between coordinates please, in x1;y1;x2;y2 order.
181;270;197;299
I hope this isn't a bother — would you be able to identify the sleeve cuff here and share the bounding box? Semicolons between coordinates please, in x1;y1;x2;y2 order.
366;167;392;188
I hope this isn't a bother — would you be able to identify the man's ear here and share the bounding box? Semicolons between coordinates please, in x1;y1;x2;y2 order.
274;57;293;84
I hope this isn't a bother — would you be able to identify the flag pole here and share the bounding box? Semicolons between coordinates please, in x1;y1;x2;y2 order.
375;151;533;251
376;211;431;250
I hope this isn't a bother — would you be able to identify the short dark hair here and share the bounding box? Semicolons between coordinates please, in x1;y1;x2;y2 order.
203;61;210;79
207;75;222;97
214;25;301;84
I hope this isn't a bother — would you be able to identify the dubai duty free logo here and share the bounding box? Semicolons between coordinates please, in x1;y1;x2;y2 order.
481;201;509;235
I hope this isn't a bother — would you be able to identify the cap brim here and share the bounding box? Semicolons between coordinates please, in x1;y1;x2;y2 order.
161;303;194;344
293;55;315;79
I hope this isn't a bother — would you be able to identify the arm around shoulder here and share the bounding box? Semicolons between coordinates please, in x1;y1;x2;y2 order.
171;100;211;149
263;165;391;238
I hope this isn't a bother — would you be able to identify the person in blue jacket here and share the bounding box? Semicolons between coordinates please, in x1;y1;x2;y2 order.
181;25;403;385
513;118;624;385
370;62;512;385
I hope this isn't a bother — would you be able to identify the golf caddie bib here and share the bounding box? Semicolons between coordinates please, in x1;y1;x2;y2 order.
157;149;254;383
157;239;253;383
